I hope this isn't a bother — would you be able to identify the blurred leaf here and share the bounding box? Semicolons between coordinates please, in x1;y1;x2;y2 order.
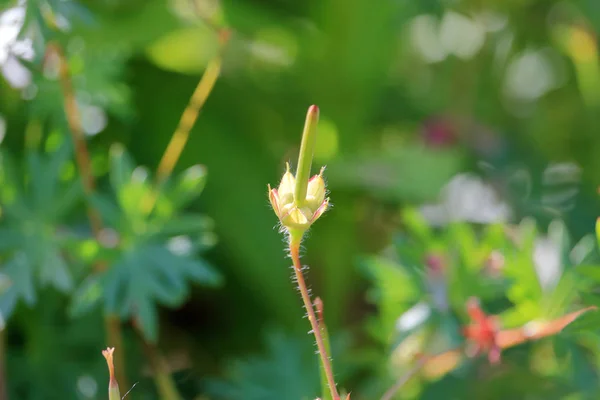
87;146;221;341
205;330;320;400
327;146;464;203
68;274;102;318
360;255;420;341
0;144;82;318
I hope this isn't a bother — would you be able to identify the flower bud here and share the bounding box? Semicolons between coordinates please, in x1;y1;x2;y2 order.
102;347;121;400
277;162;296;206
267;105;330;234
306;167;326;212
268;164;330;232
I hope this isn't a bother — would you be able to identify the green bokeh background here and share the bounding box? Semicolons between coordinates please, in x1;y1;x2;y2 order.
2;0;600;399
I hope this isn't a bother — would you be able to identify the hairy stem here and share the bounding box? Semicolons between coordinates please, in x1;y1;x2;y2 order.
289;235;339;400
51;43;130;389
315;297;334;400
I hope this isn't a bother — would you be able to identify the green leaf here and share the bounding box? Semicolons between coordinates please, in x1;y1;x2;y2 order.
89;194;124;229
0;254;36;318
401;207;432;243
102;244;222;341
326;147;464;202
38;246;73;292
162;164;207;210
205;331;320;400
502;218;544;323
109;143;136;193
69;275;103;318
155;213;214;238
360;255;420;337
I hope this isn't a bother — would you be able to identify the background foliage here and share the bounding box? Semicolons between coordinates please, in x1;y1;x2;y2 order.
1;0;600;399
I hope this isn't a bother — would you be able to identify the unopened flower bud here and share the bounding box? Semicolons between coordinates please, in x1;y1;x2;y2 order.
267;105;330;234
102;347;121;400
277;162;296;206
306;167;326;212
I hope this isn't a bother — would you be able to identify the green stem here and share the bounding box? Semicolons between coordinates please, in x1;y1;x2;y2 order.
139;331;182;400
289;230;339;400
294;105;320;207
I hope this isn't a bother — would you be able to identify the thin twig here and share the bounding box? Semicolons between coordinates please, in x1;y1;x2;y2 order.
142;30;230;214
50;42;129;390
154;56;222;183
379;359;427;400
289;243;340;400
135;324;182;400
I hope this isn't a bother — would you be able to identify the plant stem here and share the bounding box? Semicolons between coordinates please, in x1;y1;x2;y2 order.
143;29;230;214
138;330;182;400
289;233;339;400
51;42;129;389
155;56;222;184
315;297;334;400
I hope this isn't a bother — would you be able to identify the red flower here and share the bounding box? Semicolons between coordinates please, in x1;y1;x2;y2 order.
462;297;502;363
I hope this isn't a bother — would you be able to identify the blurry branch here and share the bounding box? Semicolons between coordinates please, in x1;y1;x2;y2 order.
134;28;230;399
155;54;222;182
137;328;182;400
50;43;103;233
379;359;426;400
48;42;129;390
144;29;231;213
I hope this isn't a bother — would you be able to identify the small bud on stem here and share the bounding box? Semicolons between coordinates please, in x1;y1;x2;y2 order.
268;106;339;400
268;106;330;234
102;347;121;400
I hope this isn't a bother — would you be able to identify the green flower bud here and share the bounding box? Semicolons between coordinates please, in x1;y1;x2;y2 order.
306;167;326;212
267;106;330;234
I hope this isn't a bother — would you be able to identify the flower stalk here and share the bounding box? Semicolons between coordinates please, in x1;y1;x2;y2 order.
315;297;335;400
289;239;339;400
268;105;339;400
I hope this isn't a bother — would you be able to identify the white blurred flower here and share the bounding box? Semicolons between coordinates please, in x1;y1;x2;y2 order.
439;11;486;60
395;302;431;332
533;236;562;291
410;15;446;63
0;5;34;89
503;48;565;102
420;173;511;226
